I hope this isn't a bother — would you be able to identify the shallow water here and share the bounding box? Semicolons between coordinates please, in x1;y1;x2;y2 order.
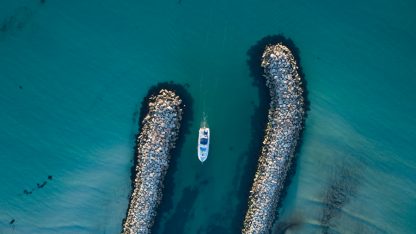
0;0;415;233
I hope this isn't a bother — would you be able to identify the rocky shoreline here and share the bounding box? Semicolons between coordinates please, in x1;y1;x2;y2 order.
243;44;305;233
122;89;183;234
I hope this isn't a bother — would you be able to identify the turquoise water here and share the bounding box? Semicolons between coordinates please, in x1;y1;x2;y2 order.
1;0;415;233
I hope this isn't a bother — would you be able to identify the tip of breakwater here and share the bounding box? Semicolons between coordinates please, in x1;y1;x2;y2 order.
233;35;311;231
137;82;192;127
247;34;310;114
243;36;308;233
122;81;193;233
149;82;194;233
130;82;193;189
248;34;310;207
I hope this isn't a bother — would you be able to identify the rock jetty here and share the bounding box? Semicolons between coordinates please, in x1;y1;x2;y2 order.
122;89;183;234
243;44;305;233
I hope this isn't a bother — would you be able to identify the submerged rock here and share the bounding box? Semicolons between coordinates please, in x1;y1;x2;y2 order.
243;44;305;233
122;89;183;234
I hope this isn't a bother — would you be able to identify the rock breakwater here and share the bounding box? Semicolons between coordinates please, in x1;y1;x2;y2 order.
243;44;305;233
122;89;183;234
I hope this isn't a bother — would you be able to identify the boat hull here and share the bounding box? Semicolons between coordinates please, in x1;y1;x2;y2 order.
198;127;210;162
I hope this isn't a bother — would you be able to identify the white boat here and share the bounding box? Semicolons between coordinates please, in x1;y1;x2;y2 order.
198;127;210;163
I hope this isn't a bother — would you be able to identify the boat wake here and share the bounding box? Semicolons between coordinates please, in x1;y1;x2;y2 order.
200;112;208;128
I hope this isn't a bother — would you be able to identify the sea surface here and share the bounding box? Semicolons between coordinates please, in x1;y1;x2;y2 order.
1;0;415;233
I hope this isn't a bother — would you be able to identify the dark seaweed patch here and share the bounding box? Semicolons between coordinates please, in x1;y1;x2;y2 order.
22;175;53;196
320;162;360;234
8;217;15;231
36;181;47;188
23;189;32;195
0;7;33;34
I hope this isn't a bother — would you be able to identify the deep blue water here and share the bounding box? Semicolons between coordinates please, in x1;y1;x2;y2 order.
1;0;415;233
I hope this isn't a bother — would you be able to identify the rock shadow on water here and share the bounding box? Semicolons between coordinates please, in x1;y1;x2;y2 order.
273;213;304;234
123;81;193;232
0;7;33;35
228;34;309;232
198;217;231;234
153;186;199;234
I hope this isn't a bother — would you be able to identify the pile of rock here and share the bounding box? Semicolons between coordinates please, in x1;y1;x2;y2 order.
122;89;183;234
243;44;305;233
